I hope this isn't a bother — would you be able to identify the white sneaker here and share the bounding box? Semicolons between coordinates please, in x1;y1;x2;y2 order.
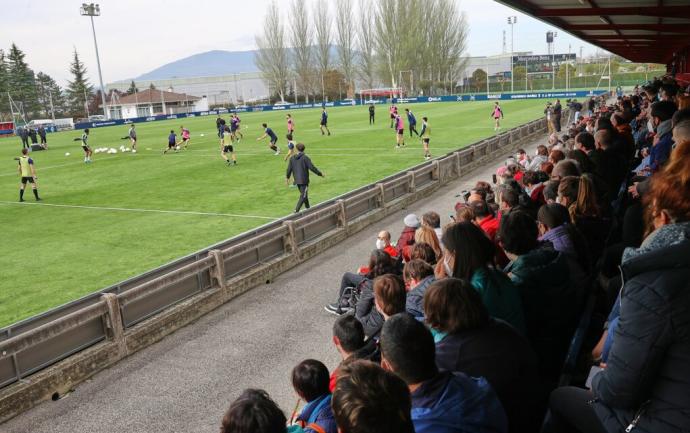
274;150;280;155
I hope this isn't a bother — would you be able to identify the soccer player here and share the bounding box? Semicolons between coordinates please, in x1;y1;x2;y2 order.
284;133;296;162
394;111;405;148
257;123;280;155
221;126;237;166
76;128;93;163
405;108;419;137
369;103;375;125
216;116;226;138
128;124;137;151
389;104;398;128
286;113;295;136
232;113;243;140
163;129;178;154
420;116;431;160
492;101;504;131
320;108;331;136
17;148;41;202
180;126;191;149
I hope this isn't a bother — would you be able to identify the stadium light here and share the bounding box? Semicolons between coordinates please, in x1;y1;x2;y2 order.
507;16;517;93
80;3;109;120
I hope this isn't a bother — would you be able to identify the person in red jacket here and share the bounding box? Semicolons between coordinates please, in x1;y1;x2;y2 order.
397;214;420;259
470;200;499;241
358;231;398;274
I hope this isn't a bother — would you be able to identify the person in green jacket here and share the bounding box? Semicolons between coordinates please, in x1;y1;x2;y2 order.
441;222;525;334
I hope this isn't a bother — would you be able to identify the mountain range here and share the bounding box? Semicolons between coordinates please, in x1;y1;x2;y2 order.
134;50;260;81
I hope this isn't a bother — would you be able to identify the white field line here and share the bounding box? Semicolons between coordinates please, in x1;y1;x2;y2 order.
0;201;279;220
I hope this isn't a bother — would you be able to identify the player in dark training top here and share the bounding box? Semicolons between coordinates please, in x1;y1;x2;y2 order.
257;123;280;155
163;130;179;153
320;108;331;136
405;108;419;137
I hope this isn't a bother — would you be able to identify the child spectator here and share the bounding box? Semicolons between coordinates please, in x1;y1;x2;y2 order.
291;360;337;433
220;389;286;433
355;274;401;338
409;242;437;266
373;274;406;320
329;315;366;391
402;259;435;320
414;226;442;261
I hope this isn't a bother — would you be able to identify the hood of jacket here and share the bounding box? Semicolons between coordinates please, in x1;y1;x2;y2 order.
506;244;563;283
622;222;690;281
539;224;576;256
294;152;305;160
622;221;690;264
656;118;673;138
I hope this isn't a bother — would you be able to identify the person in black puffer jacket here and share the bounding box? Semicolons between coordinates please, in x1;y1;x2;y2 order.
543;142;690;433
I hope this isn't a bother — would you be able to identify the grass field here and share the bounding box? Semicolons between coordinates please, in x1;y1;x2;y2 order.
0;99;549;327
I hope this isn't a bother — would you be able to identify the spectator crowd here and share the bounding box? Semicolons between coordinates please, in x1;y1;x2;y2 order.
219;76;690;433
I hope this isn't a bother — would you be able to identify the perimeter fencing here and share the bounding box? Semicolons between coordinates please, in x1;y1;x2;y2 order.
0;114;556;422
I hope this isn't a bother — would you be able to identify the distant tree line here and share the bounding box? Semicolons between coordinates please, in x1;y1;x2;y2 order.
254;0;469;102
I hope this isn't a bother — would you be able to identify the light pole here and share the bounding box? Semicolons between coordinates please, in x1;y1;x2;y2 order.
507;16;517;93
80;3;108;119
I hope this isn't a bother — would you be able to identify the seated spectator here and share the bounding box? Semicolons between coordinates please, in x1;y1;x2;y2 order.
611;113;634;159
409;242;437;265
537;203;590;272
594;129;627;204
413;226;441;262
543;180;560;204
329;315;366;391
332;361;415;433
397;214;419;258
499;211;582;381
220;389;286;433
516;148;530;168
566;148;593;174
380;313;508;433
558;175;608;261
421;211;443;241
442;222;525;332
357;231;399;275
498;184;520;217
355;273;400;338
522;171;546;205
373;274;406;321
403;259;435;320
291;360;337;433
544;137;690;433
648;100;677;172
454;203;475;223
424;278;541;433
470;199;500;240
540;161;554;177
549;149;566;165
528;145;549;171
551;159;581;181
326;249;396;316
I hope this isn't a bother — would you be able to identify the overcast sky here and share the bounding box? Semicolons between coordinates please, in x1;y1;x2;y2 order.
2;0;603;87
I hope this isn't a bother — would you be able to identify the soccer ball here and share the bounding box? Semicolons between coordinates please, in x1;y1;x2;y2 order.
132;150;137;153
200;133;205;137
65;152;70;156
175;146;180;150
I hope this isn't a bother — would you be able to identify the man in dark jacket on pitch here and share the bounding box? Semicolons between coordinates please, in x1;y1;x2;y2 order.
286;143;324;213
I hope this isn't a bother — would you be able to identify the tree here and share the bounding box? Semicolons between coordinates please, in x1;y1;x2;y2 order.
556;63;576;80
374;0;402;87
127;80;138;94
255;1;289;102
335;0;356;97
432;0;468;94
0;50;9;118
7;43;39;117
289;0;314;103
35;72;65;118
471;68;487;93
323;69;347;101
149;82;156;90
513;65;526;87
357;0;377;90
66;49;94;118
313;0;331;99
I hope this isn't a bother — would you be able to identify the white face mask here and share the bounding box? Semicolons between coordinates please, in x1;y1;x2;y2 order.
586;125;593;133
376;239;386;250
647;118;655;132
443;256;453;276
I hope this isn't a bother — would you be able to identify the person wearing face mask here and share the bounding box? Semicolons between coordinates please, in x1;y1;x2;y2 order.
375;231;398;260
648;100;677;173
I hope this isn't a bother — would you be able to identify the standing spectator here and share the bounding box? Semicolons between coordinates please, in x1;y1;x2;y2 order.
397;214;419;259
17;127;29;149
28;127;38;146
424;278;541;433
332;361;415;433
442;222;525;332
499;211;583;381
552;99;562;132
368;103;375;125
545;102;554;134
405;108;419;137
220;389;286;433
291;360;337;433
380;313;508;433
37;125;47;148
286;143;325;213
403;259;435;320
587;96;596;117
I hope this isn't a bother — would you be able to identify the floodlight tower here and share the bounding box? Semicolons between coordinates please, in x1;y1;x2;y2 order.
507;16;517;93
547;31;558;89
80;3;109;119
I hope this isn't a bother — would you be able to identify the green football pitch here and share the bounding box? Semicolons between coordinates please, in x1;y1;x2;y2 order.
0;99;549;327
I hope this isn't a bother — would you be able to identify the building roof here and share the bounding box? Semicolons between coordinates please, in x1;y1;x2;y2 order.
112;89;200;106
495;0;690;65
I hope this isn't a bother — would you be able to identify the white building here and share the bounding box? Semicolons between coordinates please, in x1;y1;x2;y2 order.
108;89;208;119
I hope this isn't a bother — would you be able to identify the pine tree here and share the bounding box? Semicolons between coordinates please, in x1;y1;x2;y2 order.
0;50;9;119
35;72;65;118
149;82;156;90
6;43;39;117
127;80;138;94
66;49;93;118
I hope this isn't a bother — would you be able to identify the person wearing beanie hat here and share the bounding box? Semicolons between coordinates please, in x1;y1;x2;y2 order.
398;214;420;259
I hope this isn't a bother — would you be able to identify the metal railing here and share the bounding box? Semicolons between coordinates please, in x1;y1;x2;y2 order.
0;115;551;422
